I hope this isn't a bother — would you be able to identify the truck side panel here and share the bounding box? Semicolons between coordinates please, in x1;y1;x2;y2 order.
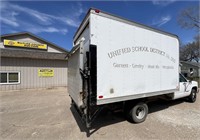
68;24;90;107
90;12;179;105
68;47;82;107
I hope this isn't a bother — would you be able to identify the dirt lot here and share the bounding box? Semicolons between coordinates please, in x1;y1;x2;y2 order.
0;88;200;140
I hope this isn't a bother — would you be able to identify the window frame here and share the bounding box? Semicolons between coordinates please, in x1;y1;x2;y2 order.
179;73;187;83
0;71;20;85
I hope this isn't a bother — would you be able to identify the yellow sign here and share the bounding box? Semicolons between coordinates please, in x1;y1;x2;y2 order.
4;39;47;50
38;69;54;77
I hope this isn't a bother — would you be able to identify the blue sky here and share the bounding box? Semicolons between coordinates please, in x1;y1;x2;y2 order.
0;1;199;51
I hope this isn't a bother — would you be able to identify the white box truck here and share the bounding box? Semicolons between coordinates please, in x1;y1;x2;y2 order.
68;8;198;128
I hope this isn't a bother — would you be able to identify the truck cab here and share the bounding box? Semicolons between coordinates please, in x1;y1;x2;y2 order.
173;73;198;102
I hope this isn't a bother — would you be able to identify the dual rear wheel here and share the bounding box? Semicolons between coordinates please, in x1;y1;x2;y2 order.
126;102;148;123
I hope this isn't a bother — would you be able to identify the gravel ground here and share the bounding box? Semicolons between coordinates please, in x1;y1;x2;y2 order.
0;88;199;140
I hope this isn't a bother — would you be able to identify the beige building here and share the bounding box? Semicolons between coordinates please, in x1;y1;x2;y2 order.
0;32;68;91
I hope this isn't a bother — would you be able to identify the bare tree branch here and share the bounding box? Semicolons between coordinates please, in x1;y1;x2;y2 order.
180;37;200;63
177;5;200;30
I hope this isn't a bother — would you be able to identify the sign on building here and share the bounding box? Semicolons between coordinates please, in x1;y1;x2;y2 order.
4;39;47;50
38;69;54;77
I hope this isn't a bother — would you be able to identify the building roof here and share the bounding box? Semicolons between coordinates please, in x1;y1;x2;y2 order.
1;32;69;53
1;48;67;60
180;61;200;68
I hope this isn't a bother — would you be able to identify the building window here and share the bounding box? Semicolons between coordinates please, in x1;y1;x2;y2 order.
0;73;7;83
0;72;20;84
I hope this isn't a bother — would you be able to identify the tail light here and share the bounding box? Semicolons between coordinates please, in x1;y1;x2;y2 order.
98;95;103;99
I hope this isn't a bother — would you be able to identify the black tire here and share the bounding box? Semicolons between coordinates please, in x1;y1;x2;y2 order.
188;89;197;103
128;102;148;123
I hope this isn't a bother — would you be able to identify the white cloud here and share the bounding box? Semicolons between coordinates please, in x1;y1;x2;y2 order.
0;17;19;27
60;18;80;27
18;22;68;35
31;27;67;35
44;27;68;34
152;0;176;6
1;1;83;27
152;15;171;27
0;5;20;27
0;1;85;34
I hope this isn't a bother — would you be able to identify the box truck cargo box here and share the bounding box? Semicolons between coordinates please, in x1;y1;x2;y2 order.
68;8;198;128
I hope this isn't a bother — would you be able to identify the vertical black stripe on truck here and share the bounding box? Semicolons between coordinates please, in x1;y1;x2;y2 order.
85;44;97;128
89;45;97;105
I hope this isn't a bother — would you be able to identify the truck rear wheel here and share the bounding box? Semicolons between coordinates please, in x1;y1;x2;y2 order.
188;89;197;103
128;102;148;123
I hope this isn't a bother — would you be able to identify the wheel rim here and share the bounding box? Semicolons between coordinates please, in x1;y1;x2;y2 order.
192;92;196;101
136;107;145;119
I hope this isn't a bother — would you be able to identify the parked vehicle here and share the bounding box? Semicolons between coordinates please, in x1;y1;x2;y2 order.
68;8;198;128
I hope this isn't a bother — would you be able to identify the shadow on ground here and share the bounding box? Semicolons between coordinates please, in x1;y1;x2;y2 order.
70;105;125;137
70;98;185;137
148;99;184;114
